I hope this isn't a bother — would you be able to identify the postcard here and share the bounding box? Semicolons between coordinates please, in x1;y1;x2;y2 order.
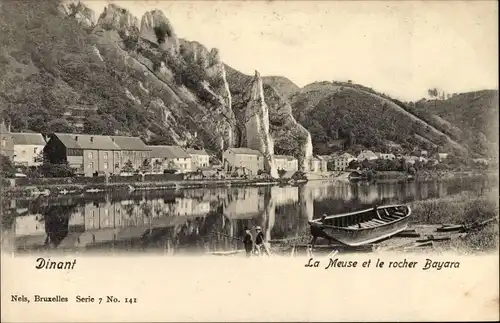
1;0;498;321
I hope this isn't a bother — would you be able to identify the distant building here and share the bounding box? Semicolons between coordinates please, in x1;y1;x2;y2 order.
376;153;396;160
44;133;150;176
436;153;449;161
0;121;14;159
222;147;264;176
185;148;210;169
149;146;192;173
110;136;151;172
421;150;428;157
332;153;356;171
357;150;378;161
11;132;46;166
274;155;298;172
307;155;327;173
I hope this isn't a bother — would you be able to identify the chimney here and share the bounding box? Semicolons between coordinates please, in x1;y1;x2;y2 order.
90;136;94;142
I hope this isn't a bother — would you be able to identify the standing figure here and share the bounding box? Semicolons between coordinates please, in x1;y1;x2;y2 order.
254;226;270;256
243;227;253;257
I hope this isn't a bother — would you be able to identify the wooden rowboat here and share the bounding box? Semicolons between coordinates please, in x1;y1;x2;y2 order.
308;204;411;246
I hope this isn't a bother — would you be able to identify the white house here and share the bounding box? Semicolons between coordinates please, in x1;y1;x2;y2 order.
357;150;378;161
185;148;210;169
274;155;298;172
11;132;46;166
148;145;192;173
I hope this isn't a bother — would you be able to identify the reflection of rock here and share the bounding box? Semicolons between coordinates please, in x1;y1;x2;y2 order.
298;185;314;223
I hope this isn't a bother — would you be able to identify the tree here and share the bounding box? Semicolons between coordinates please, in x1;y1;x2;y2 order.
47;119;73;133
0;155;15;177
122;160;134;173
427;88;438;99
139;158;151;173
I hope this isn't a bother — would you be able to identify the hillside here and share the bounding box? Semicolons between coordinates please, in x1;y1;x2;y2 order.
262;76;300;101
407;91;499;158
289;81;497;157
0;0;312;170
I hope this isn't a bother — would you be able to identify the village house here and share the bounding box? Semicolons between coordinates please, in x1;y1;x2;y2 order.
44;133;150;176
332;153;356;171
308;155;327;173
0;121;14;160
376;152;396;160
11;132;46;167
185;148;210;169
274;155;298;172
435;152;449;162
110;136;151;172
357;150;378;161
148;145;192;173
222;147;264;176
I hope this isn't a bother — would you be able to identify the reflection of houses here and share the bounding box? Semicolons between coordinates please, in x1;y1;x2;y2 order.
185;148;210;169
148;146;192;173
357;150;378;161
14;215;45;236
44;133;150;176
222;148;264;176
0;120;14;159
271;186;299;206
223;187;265;218
11;132;46;166
274;155;298;172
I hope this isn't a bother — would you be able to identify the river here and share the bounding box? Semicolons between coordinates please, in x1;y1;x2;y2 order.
3;176;496;254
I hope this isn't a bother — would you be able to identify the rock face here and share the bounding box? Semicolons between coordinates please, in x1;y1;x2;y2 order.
140;10;179;54
57;3;311;170
59;1;96;28
96;4;139;39
244;71;278;178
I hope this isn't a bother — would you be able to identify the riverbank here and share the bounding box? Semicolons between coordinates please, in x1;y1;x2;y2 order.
1;177;296;199
272;190;499;254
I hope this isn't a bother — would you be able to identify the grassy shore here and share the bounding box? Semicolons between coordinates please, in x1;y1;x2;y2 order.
272;189;499;253
409;189;499;252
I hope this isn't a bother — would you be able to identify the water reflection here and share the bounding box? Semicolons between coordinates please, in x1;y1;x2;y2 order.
4;176;494;253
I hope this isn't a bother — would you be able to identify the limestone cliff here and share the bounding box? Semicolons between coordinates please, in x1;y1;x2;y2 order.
96;3;139;39
140;10;179;54
244;71;278;178
59;1;96;28
226;65;313;172
52;3;309;166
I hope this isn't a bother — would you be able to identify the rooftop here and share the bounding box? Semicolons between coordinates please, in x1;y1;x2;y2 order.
10;133;46;146
54;133;120;150
274;155;296;161
226;147;263;156
185;148;209;156
148;145;190;159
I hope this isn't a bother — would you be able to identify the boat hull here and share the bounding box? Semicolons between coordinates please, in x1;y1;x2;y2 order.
309;204;411;246
318;216;409;246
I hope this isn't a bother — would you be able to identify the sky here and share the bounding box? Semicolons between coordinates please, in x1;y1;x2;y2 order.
83;0;498;101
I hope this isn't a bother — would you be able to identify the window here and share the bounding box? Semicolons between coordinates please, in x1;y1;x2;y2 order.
1;139;5;147
115;152;119;159
103;152;108;160
104;162;108;169
88;162;93;169
33;148;37;154
88;152;93;159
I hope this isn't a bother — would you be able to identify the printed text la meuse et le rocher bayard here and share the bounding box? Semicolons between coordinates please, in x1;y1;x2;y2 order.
306;257;460;270
32;256;459;271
